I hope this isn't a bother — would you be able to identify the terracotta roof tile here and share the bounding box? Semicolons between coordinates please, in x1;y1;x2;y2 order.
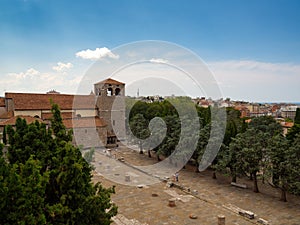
5;93;96;110
94;78;125;85
245;119;252;123
0;115;44;126
42;112;74;120
280;121;294;128
63;116;107;129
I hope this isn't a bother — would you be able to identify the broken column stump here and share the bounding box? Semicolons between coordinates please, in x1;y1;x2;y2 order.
257;218;269;225
168;198;176;207
189;214;197;219
218;215;225;225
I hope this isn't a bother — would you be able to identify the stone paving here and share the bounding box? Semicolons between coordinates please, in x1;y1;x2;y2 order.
91;146;300;225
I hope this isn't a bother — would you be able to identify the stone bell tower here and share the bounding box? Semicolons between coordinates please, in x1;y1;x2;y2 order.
94;78;125;147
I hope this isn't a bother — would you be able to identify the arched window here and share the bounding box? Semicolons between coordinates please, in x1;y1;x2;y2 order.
115;88;121;96
107;87;113;96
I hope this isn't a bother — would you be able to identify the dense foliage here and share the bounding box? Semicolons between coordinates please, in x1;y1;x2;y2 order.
0;103;117;224
127;98;300;201
294;108;300;125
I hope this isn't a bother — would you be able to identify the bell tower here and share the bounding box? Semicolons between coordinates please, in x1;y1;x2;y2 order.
94;78;125;147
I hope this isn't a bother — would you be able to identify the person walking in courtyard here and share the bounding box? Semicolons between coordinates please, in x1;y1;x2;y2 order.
175;172;179;182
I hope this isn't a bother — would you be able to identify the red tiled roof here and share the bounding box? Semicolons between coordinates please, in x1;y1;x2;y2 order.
63;116;106;129
94;78;125;85
5;93;96;110
280;122;294;128
42;112;74;120
0;115;44;126
0;97;5;107
245;119;252;123
234;105;249;111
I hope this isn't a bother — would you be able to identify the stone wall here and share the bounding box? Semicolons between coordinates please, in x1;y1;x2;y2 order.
15;110;42;118
72;126;107;148
96;95;126;141
74;109;96;117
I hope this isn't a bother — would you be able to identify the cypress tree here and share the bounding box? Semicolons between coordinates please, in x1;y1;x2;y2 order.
2;125;7;145
294;108;300;125
2;103;117;225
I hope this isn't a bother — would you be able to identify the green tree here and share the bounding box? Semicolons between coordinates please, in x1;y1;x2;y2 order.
84;147;95;163
286;124;300;142
6;119;54;166
214;112;240;180
145;102;163;120
194;123;210;171
196;106;211;127
287;133;300;196
230;128;268;192
129;113;150;154
128;101;149;121
294;108;300;124
226;137;240;183
156;115;180;160
266;134;291;201
223;120;237;147
2;125;7;145
249;116;282;136
0;154;49;224
160;100;177;117
211;144;231;177
2;103;117;225
50;102;73;142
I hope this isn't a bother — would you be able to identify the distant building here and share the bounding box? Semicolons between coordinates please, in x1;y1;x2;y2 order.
94;78;126;146
0;78;125;148
234;105;250;118
280;105;298;120
280;121;294;136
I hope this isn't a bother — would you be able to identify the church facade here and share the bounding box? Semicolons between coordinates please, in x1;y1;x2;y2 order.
0;78;125;148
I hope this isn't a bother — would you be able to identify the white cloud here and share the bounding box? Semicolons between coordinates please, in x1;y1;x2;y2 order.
1;66;84;95
26;68;39;75
1;59;299;102
75;47;119;60
149;58;168;64
8;68;40;79
208;60;300;73
52;62;73;72
208;60;300;102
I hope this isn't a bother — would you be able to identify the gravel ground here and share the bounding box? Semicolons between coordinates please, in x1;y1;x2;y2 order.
92;145;300;225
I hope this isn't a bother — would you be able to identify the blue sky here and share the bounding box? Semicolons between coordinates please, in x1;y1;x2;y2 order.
1;0;300;102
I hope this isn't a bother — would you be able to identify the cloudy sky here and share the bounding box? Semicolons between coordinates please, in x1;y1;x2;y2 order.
1;0;300;102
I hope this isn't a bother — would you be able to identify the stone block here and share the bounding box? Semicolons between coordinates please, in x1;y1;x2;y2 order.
257;218;269;225
231;182;247;189
218;215;225;225
168;198;176;207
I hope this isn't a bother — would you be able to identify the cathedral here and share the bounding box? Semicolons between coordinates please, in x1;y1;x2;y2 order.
0;78;126;148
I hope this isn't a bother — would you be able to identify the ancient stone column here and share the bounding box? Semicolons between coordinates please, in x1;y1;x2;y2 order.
218;215;225;225
168;198;176;207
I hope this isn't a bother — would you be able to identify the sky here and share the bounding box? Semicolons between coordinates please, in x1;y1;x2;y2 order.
0;0;300;102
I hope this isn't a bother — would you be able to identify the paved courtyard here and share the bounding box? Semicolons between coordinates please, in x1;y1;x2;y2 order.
91;145;300;225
